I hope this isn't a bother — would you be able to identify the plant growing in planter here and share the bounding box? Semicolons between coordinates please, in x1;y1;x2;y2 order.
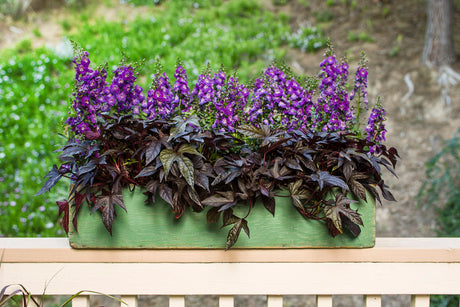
37;45;398;249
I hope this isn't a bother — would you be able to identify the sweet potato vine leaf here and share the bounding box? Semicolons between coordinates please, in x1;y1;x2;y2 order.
56;200;69;234
237;124;266;138
311;171;349;191
202;191;236;211
36;165;63;196
92;192;126;235
159;144;202;187
324;193;362;237
348;173;368;201
289;179;311;210
225;218;250;250
145;138;162;165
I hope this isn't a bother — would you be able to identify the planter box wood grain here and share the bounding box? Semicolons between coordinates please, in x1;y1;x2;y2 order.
69;189;375;249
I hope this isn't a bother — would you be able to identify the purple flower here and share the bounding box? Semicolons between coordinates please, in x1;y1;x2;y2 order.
66;52;108;136
192;71;248;132
143;72;174;120
350;64;369;106
245;66;313;130
107;66;144;113
313;55;352;132
366;102;387;154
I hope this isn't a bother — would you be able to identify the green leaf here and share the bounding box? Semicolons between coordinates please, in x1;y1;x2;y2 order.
159;149;178;178
226;219;243;250
237;124;265;138
168;119;187;142
241;218;250;238
349;174;368;201
222;214;240;227
178;143;203;157
177;156;195;187
187;186;202;208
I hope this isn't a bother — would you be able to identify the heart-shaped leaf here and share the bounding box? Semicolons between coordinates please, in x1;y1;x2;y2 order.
159;149;178;178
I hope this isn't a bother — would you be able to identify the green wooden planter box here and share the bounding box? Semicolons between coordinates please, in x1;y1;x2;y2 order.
69;189;376;249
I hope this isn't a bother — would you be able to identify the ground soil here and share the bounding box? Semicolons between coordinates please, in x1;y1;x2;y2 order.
1;0;460;306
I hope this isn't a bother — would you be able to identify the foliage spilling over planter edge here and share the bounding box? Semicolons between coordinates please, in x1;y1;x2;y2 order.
38;45;398;249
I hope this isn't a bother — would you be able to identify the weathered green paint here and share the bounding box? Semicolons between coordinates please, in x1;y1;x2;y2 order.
69;189;375;249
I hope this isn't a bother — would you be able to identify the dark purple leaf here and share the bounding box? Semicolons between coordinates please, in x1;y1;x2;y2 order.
222;214;240;227
211;170;231;186
379;182;397;201
342;214;361;237
36;165;63;196
311;171;349;191
261;195;275;216
77;162;97;176
146;141;162;165
146;180;159;194
159;184;174;206
56;200;69;234
195;172;210;191
102;202;115;235
324;194;362;234
206;207;220;224
136;166;157;178
288;180;310;209
83;130;101;140
218;200;238;212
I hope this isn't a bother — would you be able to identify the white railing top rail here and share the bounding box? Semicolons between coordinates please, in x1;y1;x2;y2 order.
1;237;460;263
1;237;460;297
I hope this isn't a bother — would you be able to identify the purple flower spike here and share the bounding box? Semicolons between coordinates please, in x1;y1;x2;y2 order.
366;102;387;154
350;65;369;106
143;72;174;120
173;65;192;113
66;52;108;136
313;56;352;132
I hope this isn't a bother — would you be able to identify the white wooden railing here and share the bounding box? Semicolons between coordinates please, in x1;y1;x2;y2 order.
1;238;460;307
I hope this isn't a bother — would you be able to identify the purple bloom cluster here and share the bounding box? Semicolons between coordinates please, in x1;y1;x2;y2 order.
350;66;369;106
142;73;175;120
103;66;145;114
246;66;312;130
192;71;249;132
65;50;389;155
173;65;192;112
366;103;387;153
313;55;353;132
66;52;108;135
192;73;215;106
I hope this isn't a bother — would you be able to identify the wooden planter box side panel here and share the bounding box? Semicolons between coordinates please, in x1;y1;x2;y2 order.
69;189;375;249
